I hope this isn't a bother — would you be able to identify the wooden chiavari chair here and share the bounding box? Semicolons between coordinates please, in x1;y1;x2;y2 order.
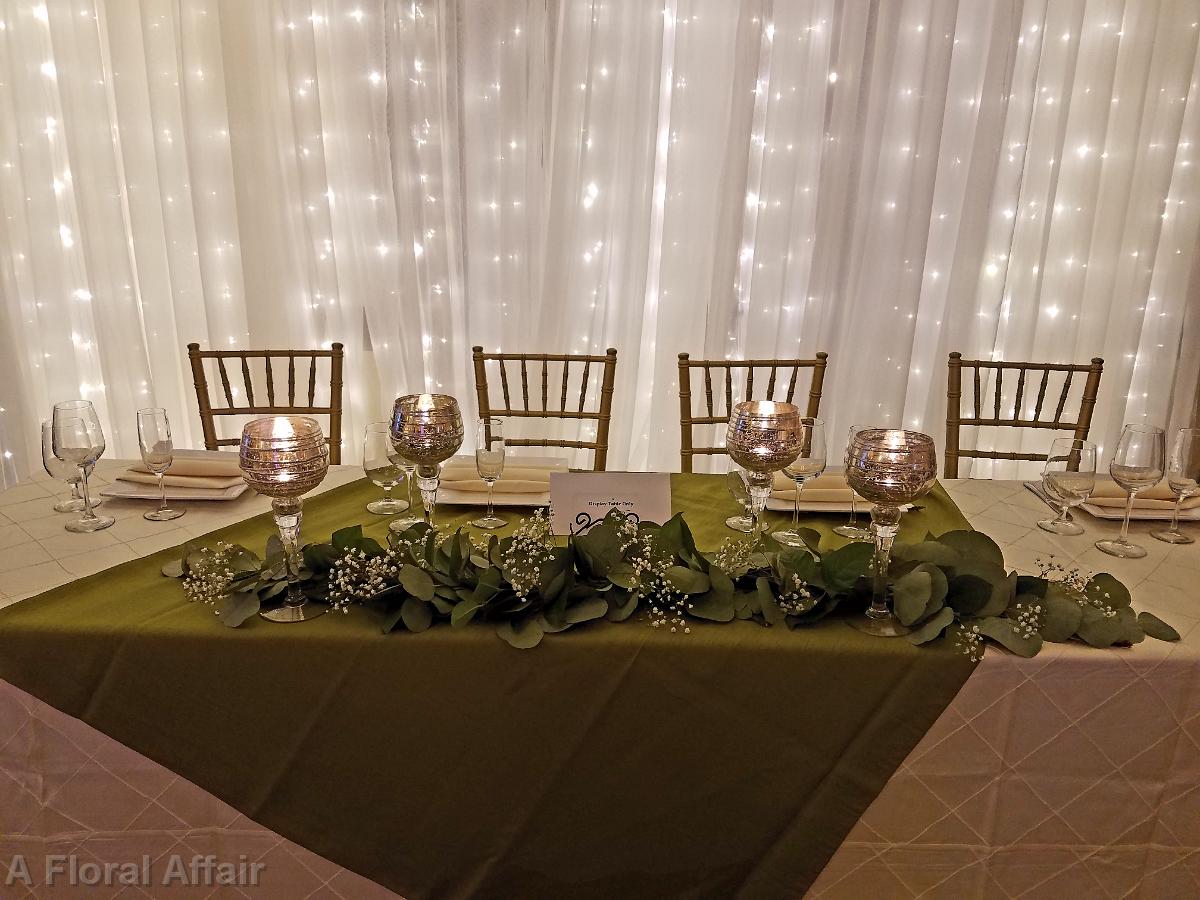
677;352;829;472
471;346;619;471
186;343;345;464
945;352;1104;478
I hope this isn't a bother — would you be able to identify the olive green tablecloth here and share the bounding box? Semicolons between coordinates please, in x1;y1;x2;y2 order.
0;474;976;899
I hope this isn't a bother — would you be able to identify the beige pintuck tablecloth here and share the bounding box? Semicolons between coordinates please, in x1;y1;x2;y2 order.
0;465;1197;898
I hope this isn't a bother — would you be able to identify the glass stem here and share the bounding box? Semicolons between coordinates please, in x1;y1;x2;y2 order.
417;465;440;526
157;472;167;512
1169;494;1183;535
867;506;902;620
383;483;393;504
79;466;96;521
272;497;305;606
1119;491;1136;544
746;473;771;543
486;480;495;519
70;478;82;502
791;477;802;527
847;495;857;527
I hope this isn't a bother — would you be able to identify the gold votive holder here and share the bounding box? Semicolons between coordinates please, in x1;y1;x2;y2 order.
845;428;937;637
239;416;329;622
726;400;805;540
390;393;464;527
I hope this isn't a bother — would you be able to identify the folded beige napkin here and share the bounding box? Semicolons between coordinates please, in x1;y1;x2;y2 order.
438;456;565;494
769;470;863;503
1086;476;1200;510
129;449;243;478
117;472;245;489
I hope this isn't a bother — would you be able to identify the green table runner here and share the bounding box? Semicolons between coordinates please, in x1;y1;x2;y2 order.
0;474;976;899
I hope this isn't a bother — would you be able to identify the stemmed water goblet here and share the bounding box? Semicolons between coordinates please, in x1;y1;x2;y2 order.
41;419;99;513
833;424;870;541
363;422;410;516
773;418;826;546
51;400;114;533
239;416;330;622
472;418;507;529
726;401;804;542
725;468;753;533
1036;438;1096;535
388;451;425;532
390;393;465;527
1150;427;1199;545
137;407;185;521
845;428;938;637
1096;424;1165;559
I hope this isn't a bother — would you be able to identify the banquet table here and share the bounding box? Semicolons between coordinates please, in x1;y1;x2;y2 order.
0;462;1196;899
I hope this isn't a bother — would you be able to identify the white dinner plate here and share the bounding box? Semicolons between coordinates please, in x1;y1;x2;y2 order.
99;481;249;502
1023;481;1200;521
436;488;550;508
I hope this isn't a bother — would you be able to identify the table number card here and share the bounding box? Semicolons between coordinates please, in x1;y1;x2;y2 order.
549;472;673;534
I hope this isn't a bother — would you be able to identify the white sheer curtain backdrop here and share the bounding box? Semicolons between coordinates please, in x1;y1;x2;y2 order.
1;0;1198;486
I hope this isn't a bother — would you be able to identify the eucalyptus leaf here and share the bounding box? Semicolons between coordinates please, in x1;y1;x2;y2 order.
708;567;734;599
261;581;288;600
497;617;544;649
380;607;406;634
757;576;785;626
893;568;933;627
1088;572;1132;609
892;541;961;568
821;541;873;594
608;562;639;590
606;589;639;622
939;530;1005;569
1038;585;1083;642
400;597;433;633
947;574;992;616
1077;604;1144;648
905;607;955;645
161;558;185;578
398;564;436;602
219;592;260;628
1137;611;1180;642
332;525;364;551
469;554;490;568
975;616;1042;657
666;566;710;594
451;601;481;627
565;596;608;624
265;534;284;561
689;592;735;622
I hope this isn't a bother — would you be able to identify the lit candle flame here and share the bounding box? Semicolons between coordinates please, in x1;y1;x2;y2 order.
272;417;297;439
417;393;435;411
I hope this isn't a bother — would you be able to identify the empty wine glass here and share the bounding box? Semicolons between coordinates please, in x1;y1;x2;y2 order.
725;468;753;533
1037;438;1096;535
773;418;826;546
137;408;185;521
472;418;507;529
41;419;97;512
387;451;424;533
51;400;114;533
363;422;410;515
1150;427;1200;545
1096;424;1165;559
833;424;871;541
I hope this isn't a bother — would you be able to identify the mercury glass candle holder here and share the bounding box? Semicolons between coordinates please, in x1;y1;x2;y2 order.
389;393;464;528
239;416;329;623
726;401;805;541
845;428;937;637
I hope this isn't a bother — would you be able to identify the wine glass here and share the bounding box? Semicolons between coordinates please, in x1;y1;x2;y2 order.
1036;438;1096;535
845;429;937;637
774;418;827;546
1096;424;1166;559
725;468;753;533
387;450;424;533
136;408;185;521
1150;427;1200;545
41;419;97;512
726;401;804;541
51;400;114;533
363;422;410;515
833;424;871;541
472;418;507;529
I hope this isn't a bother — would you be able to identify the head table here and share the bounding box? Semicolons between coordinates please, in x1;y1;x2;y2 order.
0;460;1196;899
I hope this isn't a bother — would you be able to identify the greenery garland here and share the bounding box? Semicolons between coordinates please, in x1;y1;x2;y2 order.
163;509;1180;654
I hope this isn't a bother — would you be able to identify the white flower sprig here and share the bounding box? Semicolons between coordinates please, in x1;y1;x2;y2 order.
502;509;555;598
182;542;238;610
